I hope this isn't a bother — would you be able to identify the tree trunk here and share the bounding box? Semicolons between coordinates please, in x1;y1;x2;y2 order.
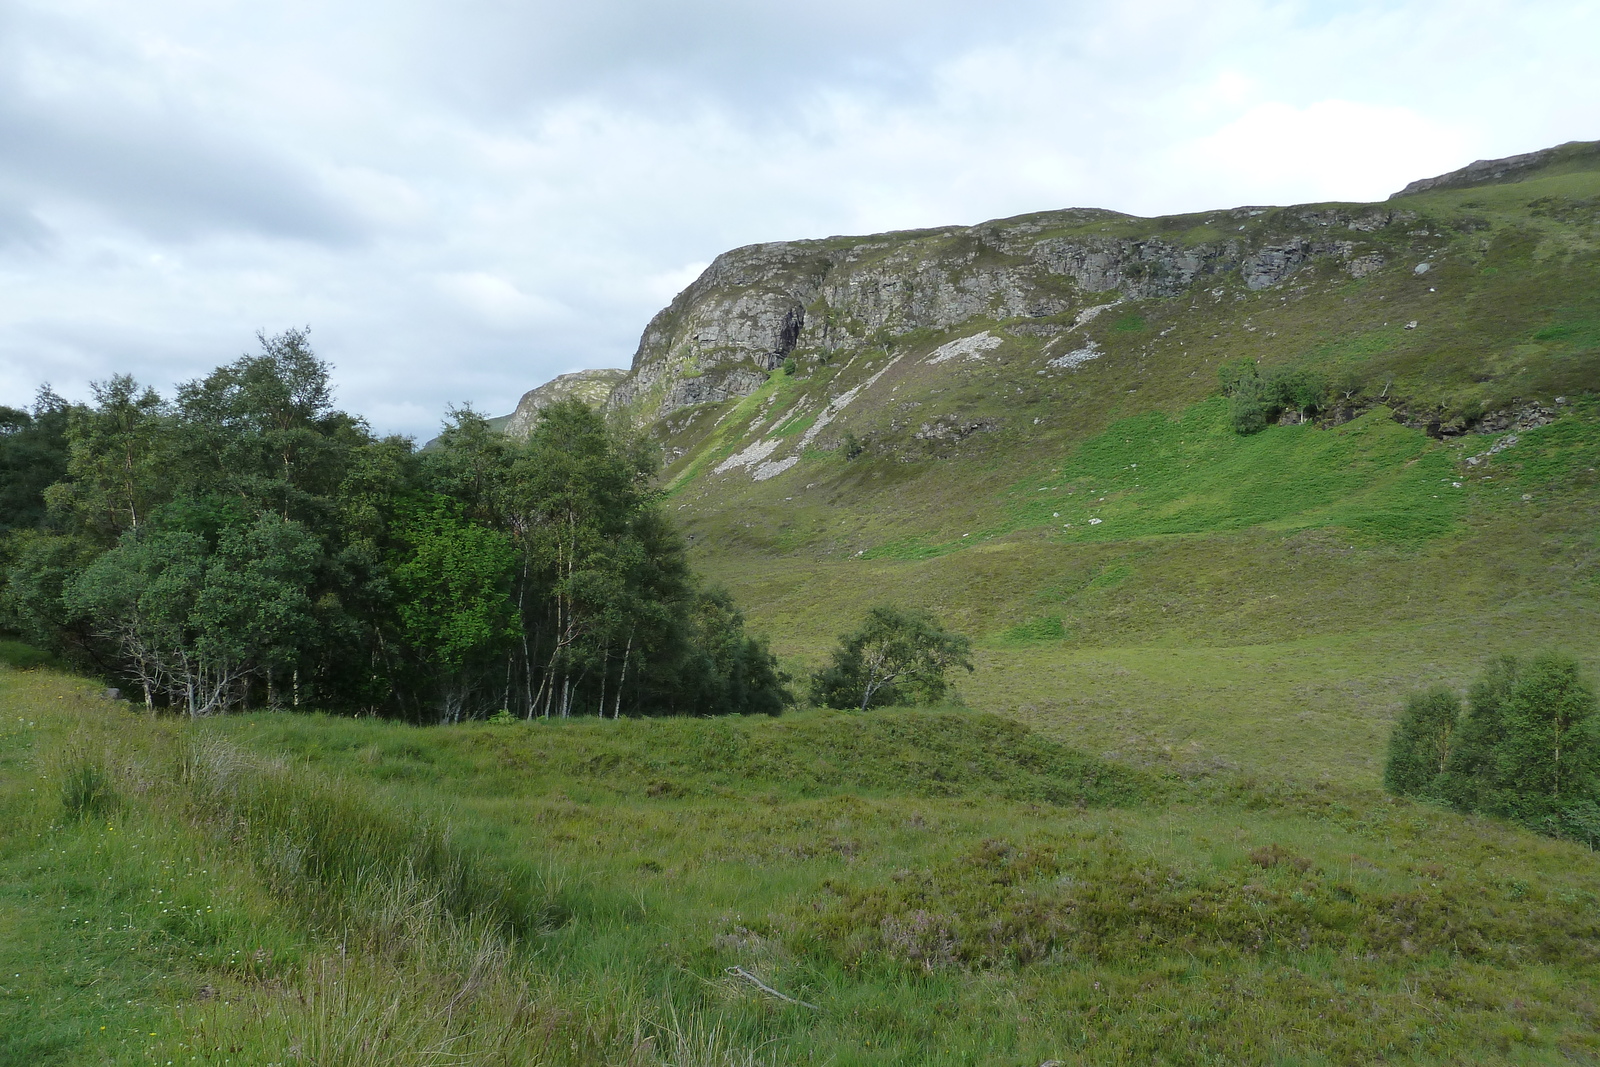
614;631;632;720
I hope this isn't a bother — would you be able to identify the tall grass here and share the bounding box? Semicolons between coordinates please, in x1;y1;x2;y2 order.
178;734;561;937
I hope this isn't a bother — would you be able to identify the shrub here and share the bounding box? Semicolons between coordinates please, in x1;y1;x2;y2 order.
810;605;973;711
1383;686;1461;797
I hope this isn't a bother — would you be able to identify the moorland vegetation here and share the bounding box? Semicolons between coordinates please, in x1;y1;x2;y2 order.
4;145;1600;1065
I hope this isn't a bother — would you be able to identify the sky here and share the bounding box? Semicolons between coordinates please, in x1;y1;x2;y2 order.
0;0;1594;439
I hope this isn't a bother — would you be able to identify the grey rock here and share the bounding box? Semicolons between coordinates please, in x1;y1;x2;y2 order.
610;215;1383;422
503;369;628;438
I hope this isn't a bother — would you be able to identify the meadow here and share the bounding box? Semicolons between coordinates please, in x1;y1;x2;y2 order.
6;662;1600;1066
6;156;1600;1066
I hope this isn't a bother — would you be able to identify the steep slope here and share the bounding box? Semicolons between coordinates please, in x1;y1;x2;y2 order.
525;144;1600;784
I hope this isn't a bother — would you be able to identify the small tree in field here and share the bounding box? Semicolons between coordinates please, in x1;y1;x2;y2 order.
1383;686;1461;797
810;606;973;711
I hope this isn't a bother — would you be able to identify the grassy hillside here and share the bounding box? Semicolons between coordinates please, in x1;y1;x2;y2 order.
6;148;1600;1064
641;154;1600;794
7;666;1600;1066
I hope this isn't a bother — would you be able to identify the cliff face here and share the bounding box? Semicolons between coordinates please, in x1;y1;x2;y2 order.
503;368;627;438
474;139;1598;512
603;201;1434;427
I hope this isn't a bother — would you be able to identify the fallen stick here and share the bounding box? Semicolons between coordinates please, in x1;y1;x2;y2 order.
725;966;820;1011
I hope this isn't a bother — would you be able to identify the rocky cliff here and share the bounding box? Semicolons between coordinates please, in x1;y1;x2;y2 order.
491;141;1596;510
605;203;1416;426
503;368;627;438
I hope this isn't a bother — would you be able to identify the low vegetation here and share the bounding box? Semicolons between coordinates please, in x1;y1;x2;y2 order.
7;666;1600;1066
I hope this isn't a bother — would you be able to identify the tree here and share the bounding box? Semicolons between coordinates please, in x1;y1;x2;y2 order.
1383;686;1461;797
811;606;973;711
1489;653;1600;821
1440;655;1524;812
391;504;518;722
0;387;73;534
64;529;208;711
1389;653;1600;843
683;588;789;717
55;375;169;540
1218;359;1267;434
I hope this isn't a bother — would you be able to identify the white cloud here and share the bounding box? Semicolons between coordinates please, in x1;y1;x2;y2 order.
0;0;1594;436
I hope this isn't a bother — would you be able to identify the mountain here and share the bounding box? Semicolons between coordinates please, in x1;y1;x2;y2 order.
502;368;627;438
496;145;1599;778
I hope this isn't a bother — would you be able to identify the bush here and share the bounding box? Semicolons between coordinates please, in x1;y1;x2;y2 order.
1218;359;1329;432
1383;686;1461;797
1385;653;1600;842
810;605;973;711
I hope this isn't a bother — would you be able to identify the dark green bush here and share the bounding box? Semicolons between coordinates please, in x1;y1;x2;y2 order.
1383;686;1461;797
1386;653;1600;843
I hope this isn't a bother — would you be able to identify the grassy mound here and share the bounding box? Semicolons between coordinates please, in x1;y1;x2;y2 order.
223;707;1150;807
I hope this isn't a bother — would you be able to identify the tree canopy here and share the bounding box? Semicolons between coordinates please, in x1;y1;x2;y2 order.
1385;652;1600;845
810;605;973;711
0;331;789;721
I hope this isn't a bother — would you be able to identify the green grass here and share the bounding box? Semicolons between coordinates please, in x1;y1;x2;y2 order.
8;669;1600;1065
860;397;1470;561
11;147;1600;1067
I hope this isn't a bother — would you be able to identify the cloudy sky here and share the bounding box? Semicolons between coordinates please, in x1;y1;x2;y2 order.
0;0;1593;438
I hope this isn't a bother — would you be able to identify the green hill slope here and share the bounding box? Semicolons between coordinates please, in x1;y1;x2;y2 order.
578;143;1599;786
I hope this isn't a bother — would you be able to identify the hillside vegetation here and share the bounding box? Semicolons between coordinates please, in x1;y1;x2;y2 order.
4;145;1600;1065
7;668;1600;1066
631;147;1600;794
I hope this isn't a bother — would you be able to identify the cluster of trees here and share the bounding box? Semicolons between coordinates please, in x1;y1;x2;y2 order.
810;605;973;711
0;331;787;721
1385;652;1600;845
1218;359;1364;434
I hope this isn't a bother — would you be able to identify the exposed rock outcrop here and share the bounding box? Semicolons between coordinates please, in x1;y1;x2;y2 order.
503;368;627;438
607;209;1404;424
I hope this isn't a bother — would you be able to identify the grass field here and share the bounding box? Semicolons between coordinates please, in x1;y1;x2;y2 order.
6;665;1600;1066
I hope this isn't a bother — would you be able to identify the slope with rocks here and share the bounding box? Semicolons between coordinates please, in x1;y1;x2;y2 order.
512;144;1600;785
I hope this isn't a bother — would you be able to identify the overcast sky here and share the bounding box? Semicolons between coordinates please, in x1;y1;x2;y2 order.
0;0;1593;438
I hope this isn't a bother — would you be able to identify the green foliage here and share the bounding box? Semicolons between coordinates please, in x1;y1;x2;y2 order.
6;338;779;722
392;504;518;689
1218;359;1327;433
782;355;798;375
0;388;71;535
1383;686;1461;796
682;587;790;716
811;605;973;710
1387;653;1600;842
